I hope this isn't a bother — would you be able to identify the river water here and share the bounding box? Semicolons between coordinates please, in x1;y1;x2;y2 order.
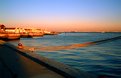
9;32;121;78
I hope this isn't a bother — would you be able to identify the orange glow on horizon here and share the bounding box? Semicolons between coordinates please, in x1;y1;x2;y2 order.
2;19;121;32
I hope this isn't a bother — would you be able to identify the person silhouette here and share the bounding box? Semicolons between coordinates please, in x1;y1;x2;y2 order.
18;42;24;49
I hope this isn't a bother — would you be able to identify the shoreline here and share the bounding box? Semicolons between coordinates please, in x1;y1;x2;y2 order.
0;40;97;78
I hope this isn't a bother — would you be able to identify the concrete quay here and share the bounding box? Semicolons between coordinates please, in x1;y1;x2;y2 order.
0;40;97;78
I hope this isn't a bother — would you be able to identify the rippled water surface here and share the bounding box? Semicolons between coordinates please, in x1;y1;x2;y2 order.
9;33;121;78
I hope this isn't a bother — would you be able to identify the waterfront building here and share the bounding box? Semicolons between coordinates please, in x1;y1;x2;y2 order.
0;24;6;33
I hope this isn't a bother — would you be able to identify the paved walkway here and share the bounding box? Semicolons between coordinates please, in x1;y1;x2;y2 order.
0;41;64;78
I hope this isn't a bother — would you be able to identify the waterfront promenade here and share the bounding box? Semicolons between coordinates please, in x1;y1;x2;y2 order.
0;40;64;78
0;40;95;78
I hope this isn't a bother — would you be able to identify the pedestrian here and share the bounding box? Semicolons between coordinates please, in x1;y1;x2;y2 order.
18;42;24;49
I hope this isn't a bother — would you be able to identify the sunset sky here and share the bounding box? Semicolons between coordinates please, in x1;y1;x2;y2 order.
0;0;121;32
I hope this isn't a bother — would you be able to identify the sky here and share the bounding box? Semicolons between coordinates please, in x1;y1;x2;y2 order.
0;0;121;32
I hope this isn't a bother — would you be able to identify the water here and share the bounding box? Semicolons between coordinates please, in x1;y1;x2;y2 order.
9;32;121;78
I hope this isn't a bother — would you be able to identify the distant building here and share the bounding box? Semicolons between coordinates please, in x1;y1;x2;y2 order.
0;24;6;33
0;24;5;30
25;28;43;33
5;28;27;33
1;25;44;34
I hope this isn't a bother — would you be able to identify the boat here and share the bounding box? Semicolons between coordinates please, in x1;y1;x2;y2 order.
20;33;29;38
44;32;60;35
0;33;20;41
0;33;6;39
6;33;20;40
28;32;44;38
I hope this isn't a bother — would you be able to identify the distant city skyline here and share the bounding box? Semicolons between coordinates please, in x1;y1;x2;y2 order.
0;0;121;32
